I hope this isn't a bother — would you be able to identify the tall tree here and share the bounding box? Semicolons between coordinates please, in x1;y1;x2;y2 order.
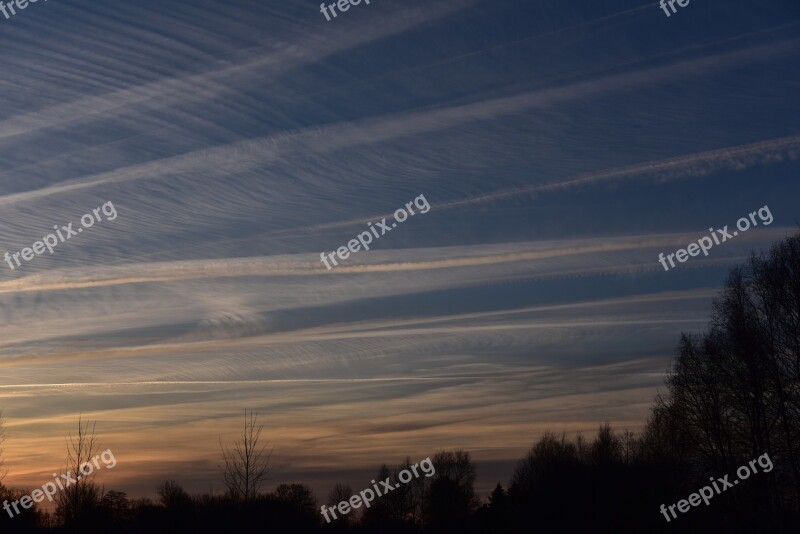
219;410;272;506
55;415;102;526
649;231;800;516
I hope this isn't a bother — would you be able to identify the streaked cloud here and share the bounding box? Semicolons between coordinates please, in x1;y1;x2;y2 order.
0;0;798;501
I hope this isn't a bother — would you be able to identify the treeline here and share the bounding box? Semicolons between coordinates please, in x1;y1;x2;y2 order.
3;233;800;533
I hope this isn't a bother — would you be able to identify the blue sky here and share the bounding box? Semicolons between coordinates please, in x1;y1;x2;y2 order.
0;0;798;500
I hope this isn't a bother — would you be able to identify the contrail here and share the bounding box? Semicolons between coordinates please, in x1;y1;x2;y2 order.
0;376;493;389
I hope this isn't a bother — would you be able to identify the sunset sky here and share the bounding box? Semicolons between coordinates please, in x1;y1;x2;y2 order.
0;0;798;500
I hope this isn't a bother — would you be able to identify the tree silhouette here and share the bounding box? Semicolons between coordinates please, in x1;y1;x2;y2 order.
99;490;130;523
157;480;191;509
274;483;318;529
219;410;272;506
327;483;354;526
425;450;477;531
55;415;102;528
361;463;391;528
0;486;45;530
635;231;800;532
590;422;623;465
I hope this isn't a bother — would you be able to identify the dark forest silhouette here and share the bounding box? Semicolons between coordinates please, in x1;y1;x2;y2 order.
2;232;800;533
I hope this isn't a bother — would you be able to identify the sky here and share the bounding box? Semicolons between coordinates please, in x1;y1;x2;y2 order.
0;0;799;501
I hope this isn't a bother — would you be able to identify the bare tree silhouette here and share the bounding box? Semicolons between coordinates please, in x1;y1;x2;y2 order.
55;415;102;526
639;231;800;529
218;410;272;506
327;483;354;525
